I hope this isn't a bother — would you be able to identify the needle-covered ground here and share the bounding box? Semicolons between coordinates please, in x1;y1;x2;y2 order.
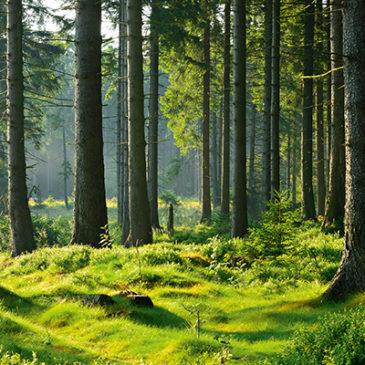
0;199;364;364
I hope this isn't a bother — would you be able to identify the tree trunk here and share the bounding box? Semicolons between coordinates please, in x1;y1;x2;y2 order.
121;0;129;245
217;105;222;207
72;0;108;247
316;0;325;217
323;0;365;299
211;112;219;210
231;0;247;238
117;0;125;225
148;0;160;229
292;127;297;205
301;0;316;220
262;0;272;207
271;0;280;195
126;0;152;246
322;0;345;229
326;4;331;191
7;0;36;256
221;0;231;216
200;0;212;223
248;101;257;194
62;126;69;209
287;132;291;192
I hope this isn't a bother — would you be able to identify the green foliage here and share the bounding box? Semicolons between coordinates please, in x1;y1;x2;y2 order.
159;190;182;206
32;215;72;247
244;190;302;259
276;306;365;365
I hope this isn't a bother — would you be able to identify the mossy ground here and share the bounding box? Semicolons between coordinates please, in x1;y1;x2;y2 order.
0;200;360;364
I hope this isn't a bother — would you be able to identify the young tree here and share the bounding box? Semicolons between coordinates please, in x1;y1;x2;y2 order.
231;0;247;238
323;0;365;299
301;0;316;220
322;0;345;229
220;0;231;216
126;0;152;246
7;0;36;256
71;0;108;247
148;0;161;229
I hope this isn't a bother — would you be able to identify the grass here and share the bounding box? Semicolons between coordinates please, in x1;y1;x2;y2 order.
0;199;361;364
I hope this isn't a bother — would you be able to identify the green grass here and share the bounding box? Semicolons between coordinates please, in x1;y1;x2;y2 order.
0;200;360;364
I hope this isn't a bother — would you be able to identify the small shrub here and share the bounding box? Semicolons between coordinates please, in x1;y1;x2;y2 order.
276;305;365;365
159;190;181;206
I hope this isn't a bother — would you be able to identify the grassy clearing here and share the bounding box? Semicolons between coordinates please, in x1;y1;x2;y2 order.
0;200;361;364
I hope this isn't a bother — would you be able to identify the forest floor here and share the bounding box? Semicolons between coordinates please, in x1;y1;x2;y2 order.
0;199;362;364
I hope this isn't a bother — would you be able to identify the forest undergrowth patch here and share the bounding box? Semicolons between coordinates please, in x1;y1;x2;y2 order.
0;199;358;364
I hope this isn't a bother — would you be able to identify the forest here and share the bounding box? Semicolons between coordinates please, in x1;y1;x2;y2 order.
1;0;365;363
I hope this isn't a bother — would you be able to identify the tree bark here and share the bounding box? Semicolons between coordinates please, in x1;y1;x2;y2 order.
200;0;212;223
62;126;69;209
316;0;325;217
126;0;152;246
117;0;125;225
221;0;231;216
323;0;365;299
248;101;257;194
231;0;247;238
148;0;160;229
301;0;316;220
121;0;129;245
326;4;331;191
322;0;345;229
292;126;297;205
271;0;280;195
211;112;219;210
72;0;108;247
286;132;291;192
262;0;272;207
7;0;36;256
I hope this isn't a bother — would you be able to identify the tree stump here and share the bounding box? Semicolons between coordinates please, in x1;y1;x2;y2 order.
167;203;174;237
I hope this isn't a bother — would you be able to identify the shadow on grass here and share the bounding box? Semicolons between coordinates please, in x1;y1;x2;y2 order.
0;286;44;314
129;306;189;329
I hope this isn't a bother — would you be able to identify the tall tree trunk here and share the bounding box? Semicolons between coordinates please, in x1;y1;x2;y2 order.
72;0;108;247
248;101;257;194
148;0;160;229
231;0;247;238
323;0;365;299
117;0;125;225
326;4;331;191
292;127;297;205
217;105;222;207
316;0;325;216
126;0;152;246
221;0;231;216
211;112;219;210
301;0;316;220
200;0;212;223
262;0;272;207
322;0;345;229
271;0;280;195
121;0;129;244
7;0;36;256
62;126;69;209
287;131;291;192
